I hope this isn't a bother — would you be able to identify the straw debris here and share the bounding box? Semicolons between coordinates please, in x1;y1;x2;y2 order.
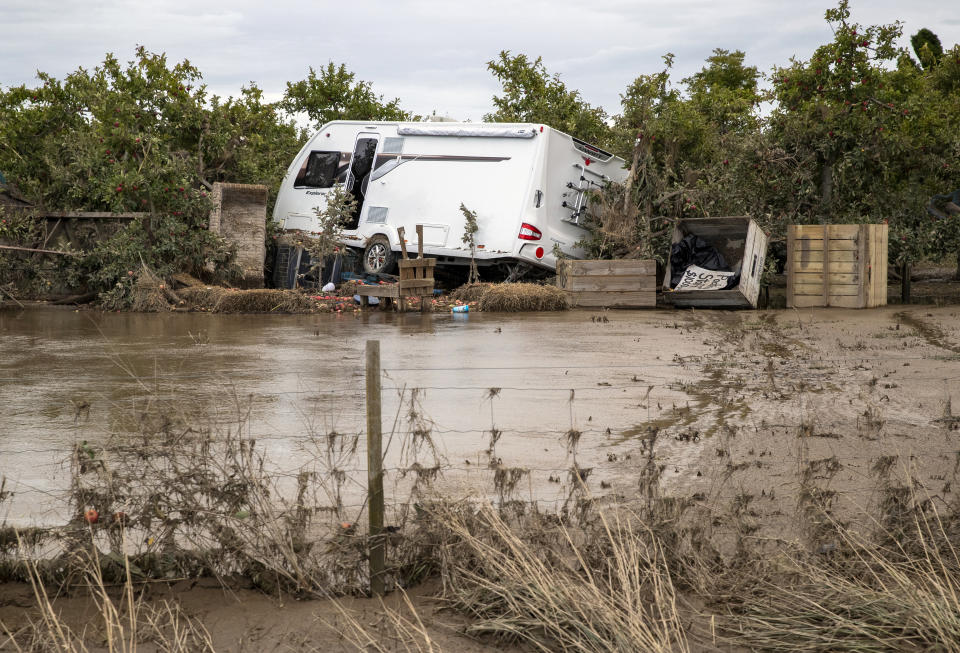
449;283;494;303
129;264;184;312
450;282;568;311
479;283;569;312
179;286;317;313
130;273;172;312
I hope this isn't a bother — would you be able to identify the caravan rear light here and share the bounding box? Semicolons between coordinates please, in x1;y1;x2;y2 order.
535;246;544;259
518;223;542;240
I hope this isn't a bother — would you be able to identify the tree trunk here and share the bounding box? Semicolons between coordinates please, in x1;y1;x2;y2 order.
819;156;834;219
622;141;642;216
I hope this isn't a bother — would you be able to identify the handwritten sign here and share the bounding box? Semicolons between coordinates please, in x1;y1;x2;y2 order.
674;265;735;291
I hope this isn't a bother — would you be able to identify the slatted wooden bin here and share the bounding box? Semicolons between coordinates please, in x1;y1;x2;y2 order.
557;259;656;308
663;217;768;308
786;224;888;309
356;225;435;312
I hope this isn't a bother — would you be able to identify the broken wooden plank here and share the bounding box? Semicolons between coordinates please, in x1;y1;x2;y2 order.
563;276;657;292
0;244;79;256
562;260;656;276
565;291;656;308
41;211;146;219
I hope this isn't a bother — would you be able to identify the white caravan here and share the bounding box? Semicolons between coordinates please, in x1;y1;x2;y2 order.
272;121;627;278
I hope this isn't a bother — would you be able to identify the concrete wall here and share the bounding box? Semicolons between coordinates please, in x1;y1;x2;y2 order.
209;183;267;288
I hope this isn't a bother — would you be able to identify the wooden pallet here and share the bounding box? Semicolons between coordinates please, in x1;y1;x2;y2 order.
356;225;435;313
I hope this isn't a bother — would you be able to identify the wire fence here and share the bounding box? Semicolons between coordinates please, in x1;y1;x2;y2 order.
4;345;960;530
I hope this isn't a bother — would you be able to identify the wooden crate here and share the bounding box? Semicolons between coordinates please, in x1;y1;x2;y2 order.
786;224;887;309
557;259;656;308
663;217;768;309
356;225;435;312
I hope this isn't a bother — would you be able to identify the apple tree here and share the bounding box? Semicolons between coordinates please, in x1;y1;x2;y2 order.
485;51;611;147
0;47;306;303
281;63;412;129
765;1;960;266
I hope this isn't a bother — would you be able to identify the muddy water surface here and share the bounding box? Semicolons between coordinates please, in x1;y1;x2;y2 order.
1;306;707;525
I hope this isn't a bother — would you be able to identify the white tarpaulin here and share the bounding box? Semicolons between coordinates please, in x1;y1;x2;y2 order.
673;265;736;291
397;125;537;138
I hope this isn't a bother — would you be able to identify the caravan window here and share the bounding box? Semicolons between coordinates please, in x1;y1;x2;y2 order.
294;151;339;188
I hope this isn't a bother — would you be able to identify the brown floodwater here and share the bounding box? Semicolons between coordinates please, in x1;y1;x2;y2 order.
0;305;708;526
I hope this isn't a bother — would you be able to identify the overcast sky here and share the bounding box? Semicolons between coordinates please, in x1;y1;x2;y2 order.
2;0;959;125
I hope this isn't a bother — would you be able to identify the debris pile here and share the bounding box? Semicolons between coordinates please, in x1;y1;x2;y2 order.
452;282;569;312
178;287;318;313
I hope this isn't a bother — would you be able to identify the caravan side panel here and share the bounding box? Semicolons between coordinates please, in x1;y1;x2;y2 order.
357;133;538;259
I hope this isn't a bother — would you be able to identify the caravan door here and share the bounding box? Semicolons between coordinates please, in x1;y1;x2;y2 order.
343;132;380;229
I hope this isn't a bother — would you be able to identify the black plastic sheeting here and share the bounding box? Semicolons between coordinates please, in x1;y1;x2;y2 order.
669;234;739;290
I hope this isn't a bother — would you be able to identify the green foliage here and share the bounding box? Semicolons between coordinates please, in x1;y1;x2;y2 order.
764;1;958;261
0;47;306;303
485;52;611;147
684;49;761;135
930;44;960;94
596;51;763;261
0;206;41;243
912;28;944;69
303;185;357;273
0;206;49;295
281;63;412;128
578;1;960;267
4;6;960;301
460;202;479;247
460;203;480;284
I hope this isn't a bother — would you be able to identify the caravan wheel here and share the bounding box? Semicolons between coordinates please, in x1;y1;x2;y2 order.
363;236;396;275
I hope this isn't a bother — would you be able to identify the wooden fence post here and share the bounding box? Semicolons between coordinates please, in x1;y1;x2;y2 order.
901;260;911;304
365;340;385;596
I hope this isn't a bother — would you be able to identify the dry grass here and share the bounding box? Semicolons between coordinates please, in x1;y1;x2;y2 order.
1;534;215;652
451;282;568;311
179;286;317;313
448;283;495;304
6;361;960;651
326;589;439;653
129;265;173;313
477;283;568;312
129;278;171;313
720;487;960;652
427;502;688;652
59;399;373;596
169;273;205;289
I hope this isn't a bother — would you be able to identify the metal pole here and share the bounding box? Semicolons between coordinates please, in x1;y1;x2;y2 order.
365;340;385;596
